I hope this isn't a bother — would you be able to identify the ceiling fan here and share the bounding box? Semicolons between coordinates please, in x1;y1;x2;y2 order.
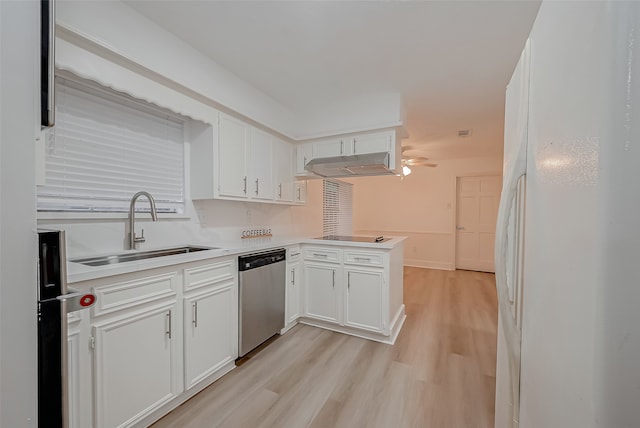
401;145;437;176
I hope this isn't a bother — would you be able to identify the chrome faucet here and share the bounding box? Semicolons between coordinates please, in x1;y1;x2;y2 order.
128;191;158;249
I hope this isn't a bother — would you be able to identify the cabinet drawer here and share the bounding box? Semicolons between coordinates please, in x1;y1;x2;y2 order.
304;247;341;263
92;272;177;317
287;245;302;261
184;260;235;292
344;250;385;267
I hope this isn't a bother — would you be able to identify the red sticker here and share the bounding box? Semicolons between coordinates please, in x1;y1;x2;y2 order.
80;294;95;307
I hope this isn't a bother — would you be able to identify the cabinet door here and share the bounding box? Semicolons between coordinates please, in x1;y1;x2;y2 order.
286;261;302;324
344;268;383;332
184;284;236;389
93;303;179;428
304;263;339;323
351;131;392;155
68;315;82;428
218;114;249;198
294;180;307;204
273;139;294;202
312;137;352;158
295;143;312;176
249;128;274;200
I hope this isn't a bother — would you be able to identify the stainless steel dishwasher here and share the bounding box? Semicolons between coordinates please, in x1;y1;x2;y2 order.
238;249;286;357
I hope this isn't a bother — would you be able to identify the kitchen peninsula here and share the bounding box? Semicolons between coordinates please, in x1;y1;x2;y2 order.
64;235;405;428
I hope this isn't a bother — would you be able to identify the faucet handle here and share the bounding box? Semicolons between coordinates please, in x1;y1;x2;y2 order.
133;228;146;244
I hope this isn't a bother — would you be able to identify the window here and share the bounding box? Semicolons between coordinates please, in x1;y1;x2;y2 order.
323;179;353;236
37;77;185;214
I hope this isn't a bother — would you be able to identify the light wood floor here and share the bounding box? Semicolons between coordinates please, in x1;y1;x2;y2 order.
151;267;498;428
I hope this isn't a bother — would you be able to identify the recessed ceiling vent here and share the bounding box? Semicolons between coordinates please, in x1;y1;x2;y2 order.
458;129;472;137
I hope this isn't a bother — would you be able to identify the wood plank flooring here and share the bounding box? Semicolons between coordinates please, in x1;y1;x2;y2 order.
151;267;498;428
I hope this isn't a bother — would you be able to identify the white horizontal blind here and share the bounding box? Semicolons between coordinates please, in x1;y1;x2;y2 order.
323;179;353;236
37;78;185;213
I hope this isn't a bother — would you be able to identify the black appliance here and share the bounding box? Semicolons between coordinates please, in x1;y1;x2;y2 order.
38;229;95;428
40;0;55;127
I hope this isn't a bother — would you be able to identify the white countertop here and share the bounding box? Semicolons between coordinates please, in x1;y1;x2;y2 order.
67;235;406;284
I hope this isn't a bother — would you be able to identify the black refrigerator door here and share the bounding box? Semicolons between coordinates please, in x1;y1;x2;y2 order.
38;298;64;428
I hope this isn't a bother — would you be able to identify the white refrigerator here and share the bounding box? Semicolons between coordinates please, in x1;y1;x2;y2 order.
495;1;640;428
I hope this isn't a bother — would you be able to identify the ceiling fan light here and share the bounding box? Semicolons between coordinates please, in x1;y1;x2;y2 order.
402;165;412;176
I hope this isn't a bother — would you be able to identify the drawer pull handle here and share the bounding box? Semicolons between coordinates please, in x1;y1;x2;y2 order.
313;253;328;258
193;302;198;328
290;252;300;257
355;257;371;262
166;310;172;339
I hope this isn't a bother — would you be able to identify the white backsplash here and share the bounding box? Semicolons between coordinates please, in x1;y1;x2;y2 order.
38;189;323;258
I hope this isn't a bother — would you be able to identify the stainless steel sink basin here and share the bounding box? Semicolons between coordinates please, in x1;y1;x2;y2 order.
70;246;219;267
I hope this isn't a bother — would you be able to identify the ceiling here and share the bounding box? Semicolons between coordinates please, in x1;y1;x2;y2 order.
125;0;541;161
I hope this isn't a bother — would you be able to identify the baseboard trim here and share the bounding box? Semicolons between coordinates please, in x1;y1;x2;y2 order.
404;259;454;271
299;308;406;345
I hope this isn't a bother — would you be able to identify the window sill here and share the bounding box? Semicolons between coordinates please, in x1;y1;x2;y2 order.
37;211;191;221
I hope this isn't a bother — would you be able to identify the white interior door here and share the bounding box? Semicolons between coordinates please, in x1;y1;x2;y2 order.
455;175;502;272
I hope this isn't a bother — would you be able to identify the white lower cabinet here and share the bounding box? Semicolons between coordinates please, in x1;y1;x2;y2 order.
283;246;303;332
92;302;179;428
67;314;82;428
286;261;302;325
344;268;384;333
183;282;236;389
69;256;239;428
304;263;340;323
300;244;405;343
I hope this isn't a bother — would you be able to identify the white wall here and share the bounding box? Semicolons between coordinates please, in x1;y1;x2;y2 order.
56;0;297;138
0;1;39;425
56;0;404;141
351;156;502;269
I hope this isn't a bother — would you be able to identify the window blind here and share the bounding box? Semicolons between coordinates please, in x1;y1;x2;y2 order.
37;77;185;213
323;179;353;236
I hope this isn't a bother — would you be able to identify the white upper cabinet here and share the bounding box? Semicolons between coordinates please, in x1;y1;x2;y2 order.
351;131;392;155
312;137;353;158
294;180;307;205
191;114;303;205
294;142;313;177
218;113;250;198
273;139;294;202
249;128;274;200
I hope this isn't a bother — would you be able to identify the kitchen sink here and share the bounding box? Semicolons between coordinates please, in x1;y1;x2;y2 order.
70;246;219;267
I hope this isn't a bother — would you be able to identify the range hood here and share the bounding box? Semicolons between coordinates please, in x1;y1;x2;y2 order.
304;152;394;178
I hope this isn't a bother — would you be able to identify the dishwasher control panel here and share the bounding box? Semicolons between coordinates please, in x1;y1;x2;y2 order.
238;249;286;271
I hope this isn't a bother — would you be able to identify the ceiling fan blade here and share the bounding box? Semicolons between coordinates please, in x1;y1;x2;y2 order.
403;157;438;167
401;144;418;152
404;156;430;165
